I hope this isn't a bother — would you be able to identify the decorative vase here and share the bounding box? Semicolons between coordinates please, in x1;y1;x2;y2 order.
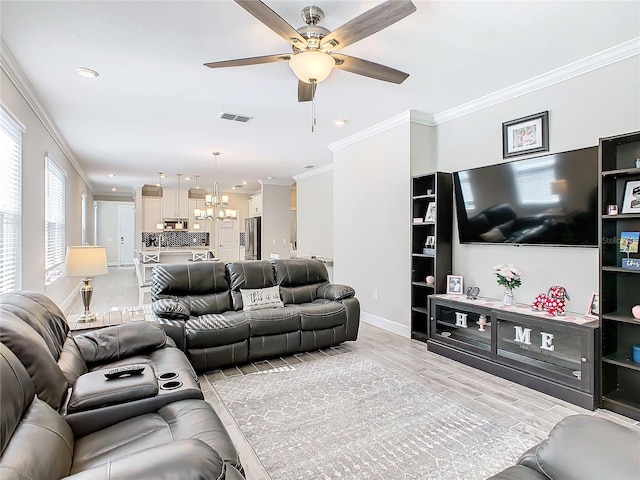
503;288;514;306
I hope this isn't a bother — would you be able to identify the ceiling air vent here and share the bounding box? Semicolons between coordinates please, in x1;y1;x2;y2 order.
142;184;163;197
219;112;253;123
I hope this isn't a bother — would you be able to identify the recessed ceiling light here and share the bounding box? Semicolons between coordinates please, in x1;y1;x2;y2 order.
333;118;347;127
242;181;248;185
267;176;273;180
185;176;191;181
77;67;99;79
111;187;117;191
232;186;236;190
107;173;115;177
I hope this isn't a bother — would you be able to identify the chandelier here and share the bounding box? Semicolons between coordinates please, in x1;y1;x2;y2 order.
203;152;237;220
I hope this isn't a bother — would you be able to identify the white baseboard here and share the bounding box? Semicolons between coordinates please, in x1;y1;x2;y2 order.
361;312;411;338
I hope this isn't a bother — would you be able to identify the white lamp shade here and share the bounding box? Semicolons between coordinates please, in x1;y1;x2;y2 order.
221;194;229;204
65;246;108;277
289;51;335;83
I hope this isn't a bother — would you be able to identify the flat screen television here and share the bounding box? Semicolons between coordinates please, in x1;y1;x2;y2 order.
453;146;598;246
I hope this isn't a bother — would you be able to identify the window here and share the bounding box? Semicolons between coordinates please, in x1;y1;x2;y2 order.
45;155;66;284
0;107;23;293
511;157;559;205
457;170;475;211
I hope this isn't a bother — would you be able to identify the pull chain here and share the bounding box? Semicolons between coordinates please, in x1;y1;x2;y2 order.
311;80;317;132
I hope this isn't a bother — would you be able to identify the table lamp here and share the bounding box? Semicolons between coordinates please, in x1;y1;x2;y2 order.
65;246;108;322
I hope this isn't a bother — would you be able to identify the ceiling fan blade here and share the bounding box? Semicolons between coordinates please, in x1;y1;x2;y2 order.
235;0;308;48
332;54;409;84
204;54;291;69
321;0;416;51
298;81;315;102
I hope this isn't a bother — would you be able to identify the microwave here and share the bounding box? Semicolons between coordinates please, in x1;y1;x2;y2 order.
163;218;188;230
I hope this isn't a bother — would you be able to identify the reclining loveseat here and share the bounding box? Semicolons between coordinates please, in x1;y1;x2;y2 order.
149;258;360;371
488;414;640;480
0;291;244;478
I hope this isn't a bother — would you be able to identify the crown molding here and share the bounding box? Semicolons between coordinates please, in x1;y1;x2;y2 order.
328;110;436;152
258;178;294;187
434;37;640;125
0;38;94;191
293;163;334;181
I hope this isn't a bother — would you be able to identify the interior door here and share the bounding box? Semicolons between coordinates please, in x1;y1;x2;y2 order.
216;219;239;262
118;204;135;266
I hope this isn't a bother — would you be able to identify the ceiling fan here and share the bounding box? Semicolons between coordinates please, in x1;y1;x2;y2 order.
204;0;416;102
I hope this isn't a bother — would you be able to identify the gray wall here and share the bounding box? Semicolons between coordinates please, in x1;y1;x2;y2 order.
333;123;412;335
261;183;292;259
295;166;333;259
437;56;640;314
1;68;94;309
299;55;640;337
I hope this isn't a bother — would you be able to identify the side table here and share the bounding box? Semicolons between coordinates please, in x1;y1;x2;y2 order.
67;306;147;332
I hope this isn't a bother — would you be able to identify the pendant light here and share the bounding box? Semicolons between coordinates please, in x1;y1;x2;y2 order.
155;172;165;230
175;173;184;229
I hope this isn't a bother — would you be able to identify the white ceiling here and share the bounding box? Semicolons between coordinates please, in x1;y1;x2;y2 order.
1;1;638;195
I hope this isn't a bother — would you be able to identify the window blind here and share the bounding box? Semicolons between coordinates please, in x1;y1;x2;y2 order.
511;158;559;205
45;156;66;272
0;107;23;293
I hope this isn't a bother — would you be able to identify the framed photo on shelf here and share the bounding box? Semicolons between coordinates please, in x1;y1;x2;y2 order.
446;275;463;295
502;111;549;158
619;231;639;253
585;292;599;319
621;180;640;213
424;202;436;222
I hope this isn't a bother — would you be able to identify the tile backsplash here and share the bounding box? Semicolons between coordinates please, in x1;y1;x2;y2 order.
142;231;209;248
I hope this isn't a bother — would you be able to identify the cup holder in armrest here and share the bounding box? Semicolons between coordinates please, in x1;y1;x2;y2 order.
157;372;179;381
160;380;183;390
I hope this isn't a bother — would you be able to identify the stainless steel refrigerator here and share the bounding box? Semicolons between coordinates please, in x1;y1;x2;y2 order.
245;217;261;260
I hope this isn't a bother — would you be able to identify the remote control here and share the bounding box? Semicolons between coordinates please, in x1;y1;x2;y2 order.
104;365;145;379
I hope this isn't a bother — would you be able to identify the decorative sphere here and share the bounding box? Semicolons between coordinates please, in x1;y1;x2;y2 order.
633;305;640;320
426;276;435;285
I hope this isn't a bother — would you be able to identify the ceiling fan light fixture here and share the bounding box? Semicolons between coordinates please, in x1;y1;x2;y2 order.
289;51;334;83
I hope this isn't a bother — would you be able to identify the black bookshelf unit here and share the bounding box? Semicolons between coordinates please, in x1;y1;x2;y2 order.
599;131;640;420
411;172;452;341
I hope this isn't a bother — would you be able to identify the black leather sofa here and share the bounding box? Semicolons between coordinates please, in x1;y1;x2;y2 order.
0;291;244;479
488;415;640;479
150;258;360;371
0;343;244;479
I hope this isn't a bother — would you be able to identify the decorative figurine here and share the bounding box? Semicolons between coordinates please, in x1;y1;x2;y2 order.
426;275;435;285
466;286;480;300
531;286;570;316
477;315;487;331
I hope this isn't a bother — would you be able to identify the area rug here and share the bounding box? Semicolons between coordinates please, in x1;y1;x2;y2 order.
212;353;538;479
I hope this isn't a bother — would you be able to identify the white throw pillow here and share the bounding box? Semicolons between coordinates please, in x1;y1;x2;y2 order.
240;285;284;311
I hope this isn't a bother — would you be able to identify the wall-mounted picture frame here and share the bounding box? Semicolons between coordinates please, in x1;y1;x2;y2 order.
424;202;436;222
446;275;464;295
502;111;549;158
621;180;640;214
585;292;599;319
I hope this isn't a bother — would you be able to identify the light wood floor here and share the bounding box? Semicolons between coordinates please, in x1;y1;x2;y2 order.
67;267;640;480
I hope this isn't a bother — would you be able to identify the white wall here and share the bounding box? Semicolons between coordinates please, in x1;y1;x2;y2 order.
1;68;94;308
295;166;334;259
436;56;640;314
333;123;413;336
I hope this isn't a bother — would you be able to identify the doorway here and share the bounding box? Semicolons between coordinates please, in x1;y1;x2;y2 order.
118;205;135;265
215;219;239;262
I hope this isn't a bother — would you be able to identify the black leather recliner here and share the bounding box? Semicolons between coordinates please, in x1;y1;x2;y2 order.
0;343;244;480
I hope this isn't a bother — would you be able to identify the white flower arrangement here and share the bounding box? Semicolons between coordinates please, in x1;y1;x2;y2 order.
493;264;523;290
